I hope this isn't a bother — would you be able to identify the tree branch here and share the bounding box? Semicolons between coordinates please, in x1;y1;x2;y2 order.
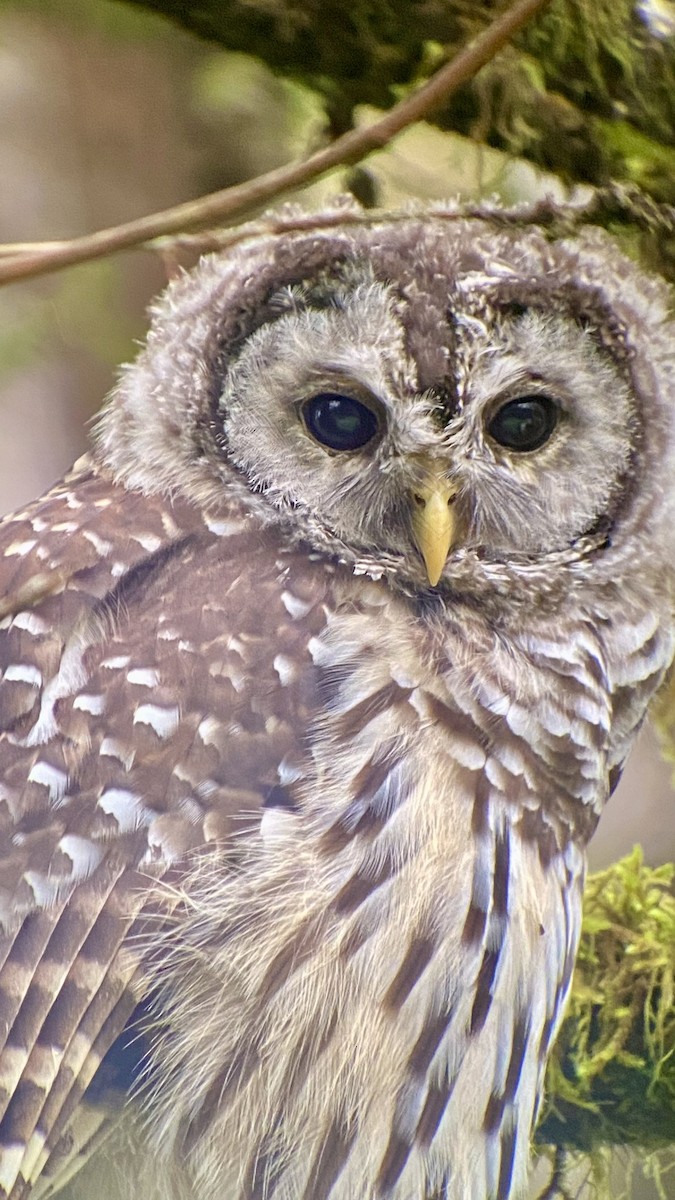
0;0;551;287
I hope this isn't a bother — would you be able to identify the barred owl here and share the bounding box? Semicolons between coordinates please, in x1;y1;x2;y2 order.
0;203;674;1200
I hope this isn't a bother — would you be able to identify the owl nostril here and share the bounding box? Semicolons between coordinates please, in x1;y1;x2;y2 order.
413;491;456;508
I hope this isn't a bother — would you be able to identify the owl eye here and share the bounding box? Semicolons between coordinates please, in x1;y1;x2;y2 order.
302;392;380;452
487;395;558;452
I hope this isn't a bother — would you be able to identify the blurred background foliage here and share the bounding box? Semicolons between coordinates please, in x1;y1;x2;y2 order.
0;1;673;1193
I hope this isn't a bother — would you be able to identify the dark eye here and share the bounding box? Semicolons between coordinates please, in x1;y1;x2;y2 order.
487;395;558;452
302;392;380;452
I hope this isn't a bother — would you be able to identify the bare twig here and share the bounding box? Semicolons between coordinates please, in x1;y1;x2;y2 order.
535;1148;573;1200
0;0;551;286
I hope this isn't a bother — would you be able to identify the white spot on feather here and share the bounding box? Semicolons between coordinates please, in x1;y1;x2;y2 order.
281;591;313;620
134;703;180;738
4;538;37;556
100;737;135;770
11;611;48;635
352;560;385;580
98;787;149;831
64;486;84;509
27;761;68;802
127;667;161;687
307;636;327;665
198;716;221;745
204;516;247;537
160;512;180;537
22;870;65;907
56;835;103;880
131;532;162;553
82;529;113;556
73;693;105;714
278;756;304;785
4;663;42;687
273;655;297;686
100;654;130;670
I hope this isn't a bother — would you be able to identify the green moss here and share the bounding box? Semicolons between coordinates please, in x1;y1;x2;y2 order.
538;849;675;1154
595;120;675;203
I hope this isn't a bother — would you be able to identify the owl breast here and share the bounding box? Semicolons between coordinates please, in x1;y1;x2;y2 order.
140;568;637;1200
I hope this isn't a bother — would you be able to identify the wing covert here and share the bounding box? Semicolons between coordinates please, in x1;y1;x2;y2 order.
0;462;329;1199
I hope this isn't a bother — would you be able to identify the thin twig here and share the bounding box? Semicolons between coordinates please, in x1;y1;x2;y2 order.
143;193;586;264
536;1148;573;1200
0;0;552;286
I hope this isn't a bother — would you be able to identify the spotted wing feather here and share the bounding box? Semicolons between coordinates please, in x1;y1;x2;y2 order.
0;462;328;1199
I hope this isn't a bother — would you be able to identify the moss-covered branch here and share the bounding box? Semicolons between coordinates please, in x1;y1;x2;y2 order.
122;0;675;200
0;0;552;286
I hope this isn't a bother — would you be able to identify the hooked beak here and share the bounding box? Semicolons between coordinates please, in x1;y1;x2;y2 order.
411;468;458;586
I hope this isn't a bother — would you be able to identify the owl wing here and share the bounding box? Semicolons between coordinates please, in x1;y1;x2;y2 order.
0;460;328;1199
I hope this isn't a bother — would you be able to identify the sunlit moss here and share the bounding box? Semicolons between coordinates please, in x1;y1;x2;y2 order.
538;849;675;1157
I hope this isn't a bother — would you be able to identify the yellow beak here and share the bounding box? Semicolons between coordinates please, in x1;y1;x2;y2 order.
411;470;458;586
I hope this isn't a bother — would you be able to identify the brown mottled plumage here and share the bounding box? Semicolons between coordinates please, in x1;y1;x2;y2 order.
0;203;674;1200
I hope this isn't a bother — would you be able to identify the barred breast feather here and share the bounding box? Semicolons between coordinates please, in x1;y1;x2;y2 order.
134;573;670;1200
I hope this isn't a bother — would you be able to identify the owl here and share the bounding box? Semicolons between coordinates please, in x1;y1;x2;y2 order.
0;202;674;1200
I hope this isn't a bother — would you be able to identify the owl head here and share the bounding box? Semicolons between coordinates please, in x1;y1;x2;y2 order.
97;204;675;612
